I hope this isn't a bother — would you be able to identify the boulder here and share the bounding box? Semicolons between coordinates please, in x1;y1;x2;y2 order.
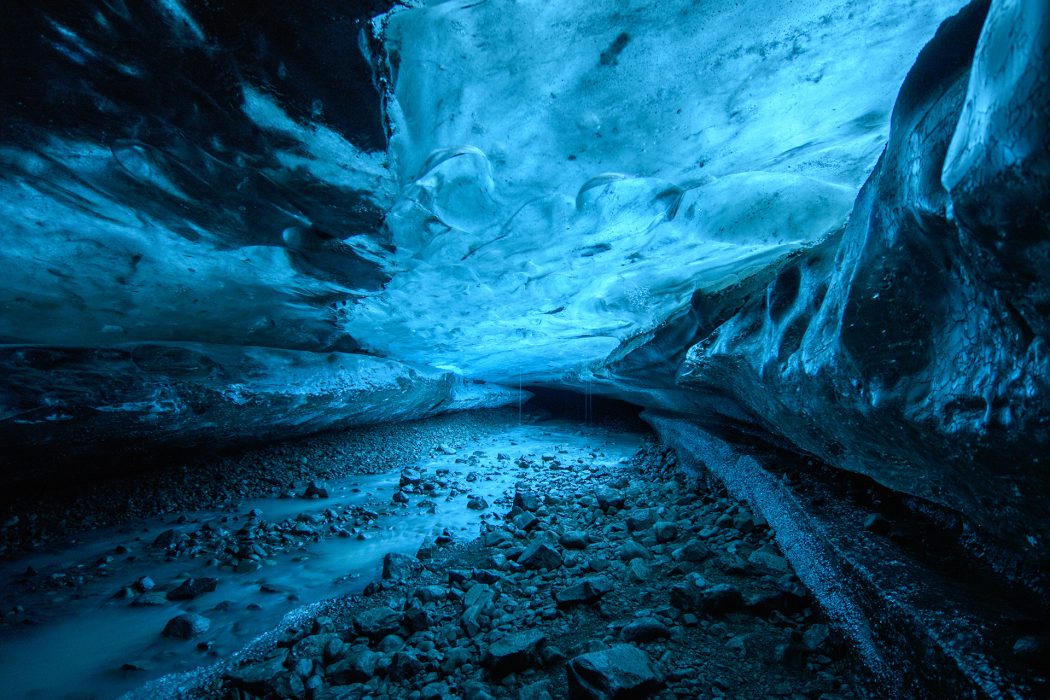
353;606;402;640
162;613;210;639
652;521;678;543
594;487;625;511
514;489;542;512
327;647;380;684
621;618;671;643
484;629;547;677
567;644;661;699
382;552;423;581
518;540;563;570
554;575;614;607
166;577;218;601
223;649;291;696
559;531;589;550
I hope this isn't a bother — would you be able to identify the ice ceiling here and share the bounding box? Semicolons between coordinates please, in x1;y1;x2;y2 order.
1;0;963;383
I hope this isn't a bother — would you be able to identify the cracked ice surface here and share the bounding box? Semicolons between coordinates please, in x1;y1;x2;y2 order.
351;0;967;381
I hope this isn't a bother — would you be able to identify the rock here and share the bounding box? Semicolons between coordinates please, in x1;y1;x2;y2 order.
626;558;649;583
554;575;614;607
442;646;472;673
748;546;789;573
353;606;402;640
400;469;422;487
166;577;218;601
382;552;423;581
519;680;554;700
327;647;380;684
422;681;452;700
484;528;513;547
133;576;155;593
412;584;447;604
567;644;661;699
463;680;498;700
290;635;338;669
513;511;539;531
473;568;502;584
464;582;494;608
462;583;495;635
587;558;612;573
468;496;489;510
616;540;649;562
303;481;328;499
802;624;830;651
224;649;291;696
559;531;589;550
863;513;891;535
518;540;563;570
151;529;179;549
484;629;547;677
773;640;806;669
235;559;261;574
717;554;750;576
162;613;210;639
131;592;167;607
113;586;135;600
436;444;457;455
594;486;625;511
625;513;655;532
1012;636;1046;662
514;489;542;512
701;583;745;615
746;586;808;616
402;604;432;632
671;540;710;563
388;651;424;681
652;521;678;543
670;578;743;615
726;634;750;655
621;618;671;643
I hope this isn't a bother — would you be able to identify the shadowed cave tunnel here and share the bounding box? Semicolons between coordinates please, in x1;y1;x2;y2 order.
0;1;1048;698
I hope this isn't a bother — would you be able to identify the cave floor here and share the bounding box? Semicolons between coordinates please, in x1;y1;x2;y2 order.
0;410;857;699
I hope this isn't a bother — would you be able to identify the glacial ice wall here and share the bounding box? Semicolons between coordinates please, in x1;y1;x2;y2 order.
616;0;1050;560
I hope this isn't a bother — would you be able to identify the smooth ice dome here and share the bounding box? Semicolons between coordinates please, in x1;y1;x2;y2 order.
353;0;966;380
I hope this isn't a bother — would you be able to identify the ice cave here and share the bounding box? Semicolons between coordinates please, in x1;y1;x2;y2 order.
0;0;1047;698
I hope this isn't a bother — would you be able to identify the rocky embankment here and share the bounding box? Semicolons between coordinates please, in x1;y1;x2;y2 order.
214;442;856;699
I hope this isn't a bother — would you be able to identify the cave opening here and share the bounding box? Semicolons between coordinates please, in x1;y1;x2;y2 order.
520;386;647;430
